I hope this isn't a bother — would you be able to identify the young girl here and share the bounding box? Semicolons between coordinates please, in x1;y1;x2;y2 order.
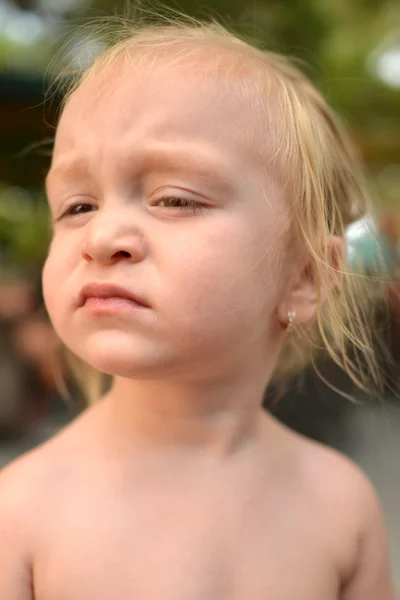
0;14;396;600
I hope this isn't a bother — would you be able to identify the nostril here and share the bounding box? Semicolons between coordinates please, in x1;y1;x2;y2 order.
115;251;131;258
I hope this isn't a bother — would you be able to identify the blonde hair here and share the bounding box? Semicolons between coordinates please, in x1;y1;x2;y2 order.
47;9;392;407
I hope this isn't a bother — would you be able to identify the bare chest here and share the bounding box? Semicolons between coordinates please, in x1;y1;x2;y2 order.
32;489;340;600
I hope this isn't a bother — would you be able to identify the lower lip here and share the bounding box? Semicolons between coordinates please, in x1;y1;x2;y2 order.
82;297;148;314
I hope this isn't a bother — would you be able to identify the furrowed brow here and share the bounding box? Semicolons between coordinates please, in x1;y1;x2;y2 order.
45;146;238;196
45;159;88;191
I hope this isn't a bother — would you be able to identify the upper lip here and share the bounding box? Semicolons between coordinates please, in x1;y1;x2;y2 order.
78;282;150;307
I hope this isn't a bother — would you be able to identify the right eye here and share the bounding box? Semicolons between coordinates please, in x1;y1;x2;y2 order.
57;202;96;221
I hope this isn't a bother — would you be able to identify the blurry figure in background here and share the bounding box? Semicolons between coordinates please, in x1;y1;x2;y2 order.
0;277;73;440
0;279;41;438
0;315;40;439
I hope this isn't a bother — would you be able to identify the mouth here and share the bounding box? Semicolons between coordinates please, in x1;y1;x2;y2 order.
78;282;150;309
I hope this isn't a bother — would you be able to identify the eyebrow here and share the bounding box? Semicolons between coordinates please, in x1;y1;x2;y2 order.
45;145;237;195
45;160;88;192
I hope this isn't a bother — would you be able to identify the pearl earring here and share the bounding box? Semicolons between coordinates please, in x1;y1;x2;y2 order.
286;309;296;331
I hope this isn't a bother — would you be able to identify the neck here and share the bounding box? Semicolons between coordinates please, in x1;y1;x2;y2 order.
100;369;272;458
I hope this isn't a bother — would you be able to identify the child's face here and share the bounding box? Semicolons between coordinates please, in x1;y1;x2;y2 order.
43;59;292;381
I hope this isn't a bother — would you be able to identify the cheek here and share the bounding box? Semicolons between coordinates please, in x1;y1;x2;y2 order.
160;217;285;334
41;253;61;328
41;238;77;325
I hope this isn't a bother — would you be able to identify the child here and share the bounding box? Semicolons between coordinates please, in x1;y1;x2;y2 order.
0;15;396;600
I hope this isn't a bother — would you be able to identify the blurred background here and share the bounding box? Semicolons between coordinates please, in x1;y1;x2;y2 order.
1;0;400;590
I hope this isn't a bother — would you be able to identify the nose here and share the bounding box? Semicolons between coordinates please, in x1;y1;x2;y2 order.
80;211;147;266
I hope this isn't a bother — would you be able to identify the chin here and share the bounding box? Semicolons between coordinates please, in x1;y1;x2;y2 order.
66;335;180;380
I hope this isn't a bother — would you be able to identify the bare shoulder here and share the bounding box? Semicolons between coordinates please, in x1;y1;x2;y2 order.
275;420;385;536
288;425;382;524
0;442;60;599
0;407;97;563
0;436;65;543
0;404;100;519
273;419;396;598
0;443;52;520
270;414;372;494
0;412;95;600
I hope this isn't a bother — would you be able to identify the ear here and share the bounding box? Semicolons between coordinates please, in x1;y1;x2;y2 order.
278;236;344;326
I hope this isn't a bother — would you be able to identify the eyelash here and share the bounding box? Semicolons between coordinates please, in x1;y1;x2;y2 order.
57;196;204;220
159;196;203;213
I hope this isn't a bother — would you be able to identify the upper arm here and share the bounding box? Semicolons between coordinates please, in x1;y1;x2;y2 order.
0;459;36;600
340;470;396;600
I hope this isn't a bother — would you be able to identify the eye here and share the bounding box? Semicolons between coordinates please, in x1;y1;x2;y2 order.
57;202;96;221
158;196;203;213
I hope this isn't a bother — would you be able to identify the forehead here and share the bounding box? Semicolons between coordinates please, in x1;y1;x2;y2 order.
53;56;269;168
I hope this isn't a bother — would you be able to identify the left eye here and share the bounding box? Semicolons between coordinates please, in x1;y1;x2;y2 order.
158;196;202;212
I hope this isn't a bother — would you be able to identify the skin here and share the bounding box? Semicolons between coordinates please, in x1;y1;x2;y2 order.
0;56;395;599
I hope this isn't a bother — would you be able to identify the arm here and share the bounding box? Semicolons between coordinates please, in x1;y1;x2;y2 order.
0;460;35;599
340;475;396;600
